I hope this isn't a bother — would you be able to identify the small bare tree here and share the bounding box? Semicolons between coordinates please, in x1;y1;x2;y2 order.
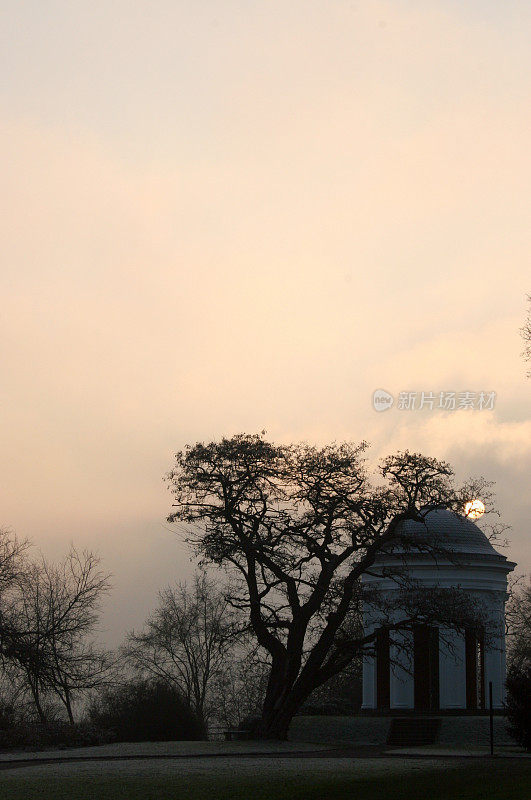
0;529;33;697
0;529;30;655
0;529;29;594
506;577;531;670
11;547;112;725
211;644;270;730
126;572;236;725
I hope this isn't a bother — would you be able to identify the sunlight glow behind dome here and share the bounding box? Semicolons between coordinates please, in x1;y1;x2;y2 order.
464;499;485;519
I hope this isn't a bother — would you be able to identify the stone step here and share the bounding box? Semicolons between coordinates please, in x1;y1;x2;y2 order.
386;717;441;746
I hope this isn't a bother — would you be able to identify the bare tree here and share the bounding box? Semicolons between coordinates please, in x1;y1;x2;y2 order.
0;529;29;594
10;547;112;725
0;529;34;696
126;572;236;724
166;435;492;739
506;577;531;670
505;577;531;750
211;644;270;730
0;529;30;656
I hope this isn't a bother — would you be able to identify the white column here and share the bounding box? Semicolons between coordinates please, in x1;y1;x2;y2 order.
484;606;505;709
439;628;466;709
361;615;376;709
362;653;376;709
390;630;414;709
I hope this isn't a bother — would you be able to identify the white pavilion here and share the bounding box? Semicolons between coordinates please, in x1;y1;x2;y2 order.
361;508;516;712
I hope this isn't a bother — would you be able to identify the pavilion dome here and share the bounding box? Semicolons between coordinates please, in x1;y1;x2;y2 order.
362;507;516;714
393;508;500;558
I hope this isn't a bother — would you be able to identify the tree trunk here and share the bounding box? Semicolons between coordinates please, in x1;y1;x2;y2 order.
30;681;48;727
61;685;75;725
255;710;293;740
254;693;304;740
253;674;314;740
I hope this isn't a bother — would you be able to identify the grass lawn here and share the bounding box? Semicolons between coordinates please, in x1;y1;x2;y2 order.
1;761;530;800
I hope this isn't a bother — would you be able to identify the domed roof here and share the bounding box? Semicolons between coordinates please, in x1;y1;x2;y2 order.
394;508;499;558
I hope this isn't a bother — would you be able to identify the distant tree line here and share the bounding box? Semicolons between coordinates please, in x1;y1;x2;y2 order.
0;527;268;745
0;523;363;747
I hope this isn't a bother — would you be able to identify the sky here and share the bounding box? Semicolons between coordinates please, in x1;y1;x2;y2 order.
1;1;530;645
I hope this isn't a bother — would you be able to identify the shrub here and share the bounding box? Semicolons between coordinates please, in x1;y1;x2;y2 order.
0;703;16;731
506;661;531;752
0;720;113;751
89;679;206;742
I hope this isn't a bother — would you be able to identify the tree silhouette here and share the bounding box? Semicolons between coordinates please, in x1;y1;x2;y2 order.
166;434;491;739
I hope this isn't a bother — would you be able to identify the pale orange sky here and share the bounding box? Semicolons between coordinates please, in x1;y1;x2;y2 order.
1;1;529;644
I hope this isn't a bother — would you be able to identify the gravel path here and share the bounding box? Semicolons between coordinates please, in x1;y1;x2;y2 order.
0;754;451;781
0;739;325;763
1;738;526;784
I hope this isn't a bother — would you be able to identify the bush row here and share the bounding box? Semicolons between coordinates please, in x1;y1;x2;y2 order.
0;679;206;751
